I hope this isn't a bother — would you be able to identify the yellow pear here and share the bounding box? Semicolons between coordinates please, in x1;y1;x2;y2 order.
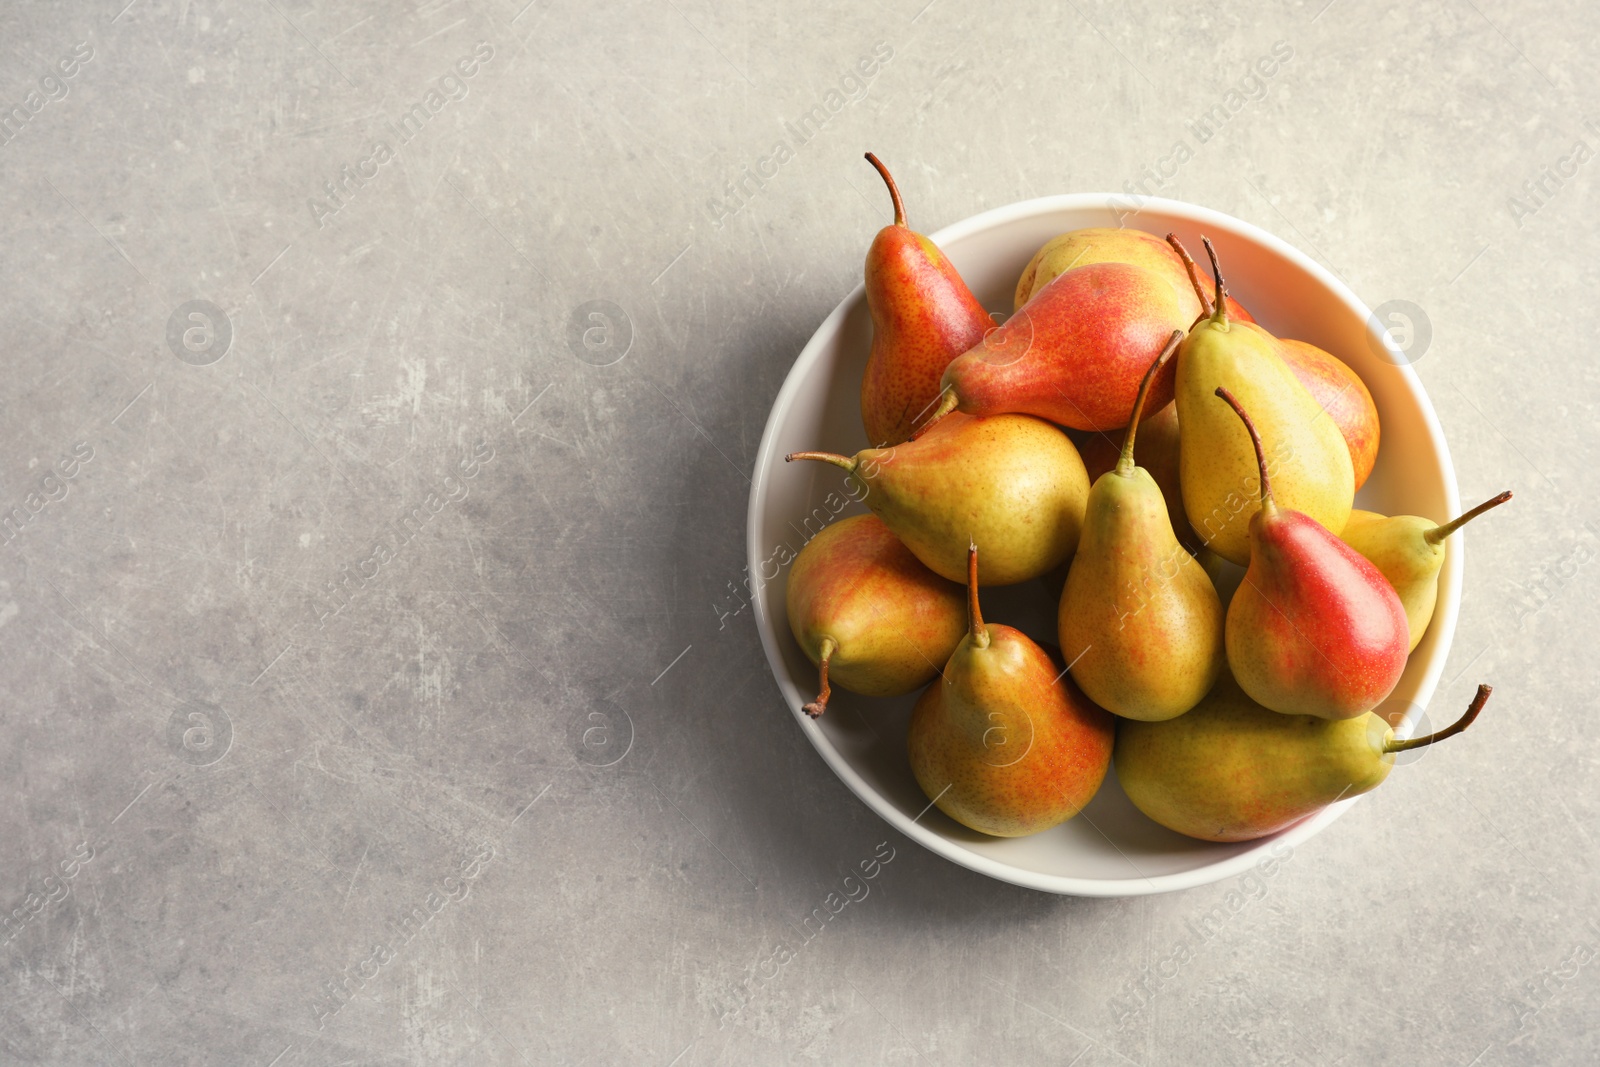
1175;238;1353;564
1339;491;1512;652
787;413;1090;585
1059;333;1223;721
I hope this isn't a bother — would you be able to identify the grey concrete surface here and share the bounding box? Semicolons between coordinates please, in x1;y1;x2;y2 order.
0;1;1595;1064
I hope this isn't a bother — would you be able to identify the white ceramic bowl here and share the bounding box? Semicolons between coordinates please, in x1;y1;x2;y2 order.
747;195;1460;896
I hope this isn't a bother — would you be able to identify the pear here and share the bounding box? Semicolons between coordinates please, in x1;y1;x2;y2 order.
1116;674;1492;842
1216;387;1409;720
1059;332;1224;721
932;259;1192;432
1340;491;1513;652
1173;239;1354;563
859;153;993;447
786;413;1090;586
908;544;1115;837
786;514;967;717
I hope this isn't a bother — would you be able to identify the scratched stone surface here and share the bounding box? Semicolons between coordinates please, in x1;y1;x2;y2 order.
0;1;1596;1065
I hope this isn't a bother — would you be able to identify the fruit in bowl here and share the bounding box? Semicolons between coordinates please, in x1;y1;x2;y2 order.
907;545;1115;838
1058;332;1225;723
785;513;967;719
749;156;1507;895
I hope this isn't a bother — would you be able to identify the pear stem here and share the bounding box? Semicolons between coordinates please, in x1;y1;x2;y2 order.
786;451;856;472
1425;490;1513;545
966;542;988;648
1202;237;1229;327
864;153;905;228
1118;330;1184;473
1384;684;1491;753
1213;386;1272;504
803;637;836;718
1165;234;1213;316
913;389;960;439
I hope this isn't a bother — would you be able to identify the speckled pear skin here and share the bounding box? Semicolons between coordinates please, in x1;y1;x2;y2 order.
785;514;966;703
1014;228;1258;325
859;155;992;448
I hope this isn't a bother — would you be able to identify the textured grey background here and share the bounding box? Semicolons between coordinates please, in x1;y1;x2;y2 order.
0;0;1595;1064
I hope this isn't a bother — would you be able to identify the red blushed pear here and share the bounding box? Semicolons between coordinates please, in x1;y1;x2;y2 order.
907;545;1115;837
786;514;967;718
1215;387;1409;720
930;259;1192;432
858;153;993;447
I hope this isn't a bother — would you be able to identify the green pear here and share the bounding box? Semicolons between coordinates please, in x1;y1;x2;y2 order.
1059;332;1223;721
1340;491;1512;652
786;514;967;717
787;413;1090;586
1116;673;1491;842
908;545;1115;837
1174;238;1354;564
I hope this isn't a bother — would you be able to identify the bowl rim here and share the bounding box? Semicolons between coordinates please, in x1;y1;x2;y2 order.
746;192;1462;896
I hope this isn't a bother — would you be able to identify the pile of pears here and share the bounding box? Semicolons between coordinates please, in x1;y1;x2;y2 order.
785;155;1506;844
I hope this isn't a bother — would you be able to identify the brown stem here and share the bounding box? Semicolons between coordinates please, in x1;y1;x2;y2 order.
966;543;989;648
1213;386;1271;504
1202;237;1229;327
912;389;960;439
1166;233;1213;315
1425;491;1512;545
864;153;905;228
1118;330;1184;473
786;451;856;472
803;637;836;718
1384;684;1491;753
